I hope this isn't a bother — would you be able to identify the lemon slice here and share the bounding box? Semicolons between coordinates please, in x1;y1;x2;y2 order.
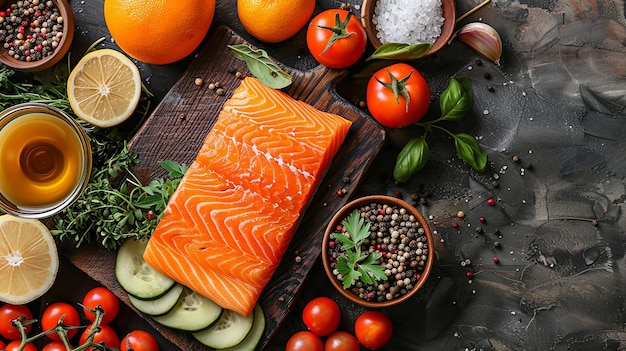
67;48;142;128
0;214;59;304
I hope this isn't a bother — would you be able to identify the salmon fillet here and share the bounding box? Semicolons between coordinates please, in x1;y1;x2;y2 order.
144;77;352;316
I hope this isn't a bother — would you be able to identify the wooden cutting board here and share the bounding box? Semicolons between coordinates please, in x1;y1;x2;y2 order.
66;25;386;350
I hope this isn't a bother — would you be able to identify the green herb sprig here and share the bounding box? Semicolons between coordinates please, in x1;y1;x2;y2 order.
393;75;487;182
51;146;187;250
331;209;387;289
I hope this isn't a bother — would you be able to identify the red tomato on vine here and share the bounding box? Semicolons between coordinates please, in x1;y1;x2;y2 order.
0;304;32;340
41;302;81;341
119;330;159;351
82;287;120;324
366;63;431;128
306;9;367;69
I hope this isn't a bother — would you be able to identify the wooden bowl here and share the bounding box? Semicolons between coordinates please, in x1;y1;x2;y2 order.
322;195;435;308
360;0;456;56
0;0;74;72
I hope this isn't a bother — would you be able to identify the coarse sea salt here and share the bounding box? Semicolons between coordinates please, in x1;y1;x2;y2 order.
373;0;444;44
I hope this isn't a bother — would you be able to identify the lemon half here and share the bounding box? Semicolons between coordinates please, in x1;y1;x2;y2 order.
0;215;59;304
68;48;142;128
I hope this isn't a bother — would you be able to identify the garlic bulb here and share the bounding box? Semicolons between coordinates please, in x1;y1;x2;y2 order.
455;22;502;65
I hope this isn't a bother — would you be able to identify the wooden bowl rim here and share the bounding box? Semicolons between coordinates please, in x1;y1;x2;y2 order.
322;195;435;308
0;0;74;72
360;0;457;56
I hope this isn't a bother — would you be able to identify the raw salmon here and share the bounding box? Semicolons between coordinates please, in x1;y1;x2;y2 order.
144;77;352;316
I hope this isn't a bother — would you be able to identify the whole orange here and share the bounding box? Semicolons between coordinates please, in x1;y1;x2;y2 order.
237;0;315;43
104;0;215;65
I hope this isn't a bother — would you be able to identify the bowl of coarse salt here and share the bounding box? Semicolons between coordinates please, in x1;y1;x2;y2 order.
361;0;456;56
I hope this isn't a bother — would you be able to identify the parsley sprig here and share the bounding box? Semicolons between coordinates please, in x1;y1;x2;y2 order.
331;209;388;289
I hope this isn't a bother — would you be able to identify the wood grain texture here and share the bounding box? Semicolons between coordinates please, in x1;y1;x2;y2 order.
67;25;385;350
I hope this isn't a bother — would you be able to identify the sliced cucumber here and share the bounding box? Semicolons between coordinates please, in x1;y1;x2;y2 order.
218;304;265;351
153;288;223;332
193;307;255;349
115;239;175;299
129;283;184;316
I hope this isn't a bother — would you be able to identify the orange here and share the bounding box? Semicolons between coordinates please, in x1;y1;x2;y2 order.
104;0;215;65
237;0;315;43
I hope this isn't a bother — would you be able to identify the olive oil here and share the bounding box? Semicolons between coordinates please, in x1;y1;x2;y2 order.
0;111;86;209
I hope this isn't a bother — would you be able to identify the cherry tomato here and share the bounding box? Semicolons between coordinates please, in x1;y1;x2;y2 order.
285;331;323;351
324;330;360;351
354;311;393;350
79;324;119;351
0;340;6;349
306;9;367;69
366;63;431;128
42;341;72;351
41;302;81;341
120;330;159;351
5;340;37;351
302;297;341;337
0;304;32;340
82;287;120;325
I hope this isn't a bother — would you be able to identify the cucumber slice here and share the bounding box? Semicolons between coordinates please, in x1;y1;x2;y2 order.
218;304;265;351
115;239;175;299
153;288;223;332
193;307;255;349
129;283;184;316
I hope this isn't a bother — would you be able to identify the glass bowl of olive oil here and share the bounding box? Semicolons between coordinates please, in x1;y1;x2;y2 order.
0;103;92;218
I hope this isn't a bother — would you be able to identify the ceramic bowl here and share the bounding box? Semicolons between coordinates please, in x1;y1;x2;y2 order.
322;195;434;308
360;0;456;56
0;0;74;72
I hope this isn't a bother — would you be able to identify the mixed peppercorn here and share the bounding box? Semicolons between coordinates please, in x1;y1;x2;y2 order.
327;202;430;303
0;0;64;62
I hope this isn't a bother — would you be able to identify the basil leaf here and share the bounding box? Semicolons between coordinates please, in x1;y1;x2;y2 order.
439;76;473;122
366;42;433;61
227;44;292;89
453;133;487;172
393;136;430;183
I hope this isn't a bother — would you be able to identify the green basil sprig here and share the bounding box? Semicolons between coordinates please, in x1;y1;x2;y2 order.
366;42;433;62
393;76;487;183
228;44;292;89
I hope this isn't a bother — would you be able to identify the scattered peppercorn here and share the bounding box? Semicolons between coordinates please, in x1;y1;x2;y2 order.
479;216;486;223
452;221;459;229
194;77;204;86
208;83;216;90
487;85;495;92
493;256;500;264
466;271;474;279
475;59;483;66
215;87;225;96
487;198;495;206
483;71;491;80
512;155;520;163
492;180;499;188
591;220;598;226
493;241;501;248
457;211;465;218
475;226;483;233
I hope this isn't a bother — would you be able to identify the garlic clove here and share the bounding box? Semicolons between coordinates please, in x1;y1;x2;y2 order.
455;22;502;65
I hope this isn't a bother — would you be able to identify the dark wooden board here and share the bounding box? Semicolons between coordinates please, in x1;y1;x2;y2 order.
66;25;385;350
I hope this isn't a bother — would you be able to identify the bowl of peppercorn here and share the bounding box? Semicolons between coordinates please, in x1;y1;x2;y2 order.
360;0;456;56
322;195;435;308
0;0;74;72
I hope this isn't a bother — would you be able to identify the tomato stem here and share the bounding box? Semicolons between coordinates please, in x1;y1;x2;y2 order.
375;69;413;113
311;12;356;55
